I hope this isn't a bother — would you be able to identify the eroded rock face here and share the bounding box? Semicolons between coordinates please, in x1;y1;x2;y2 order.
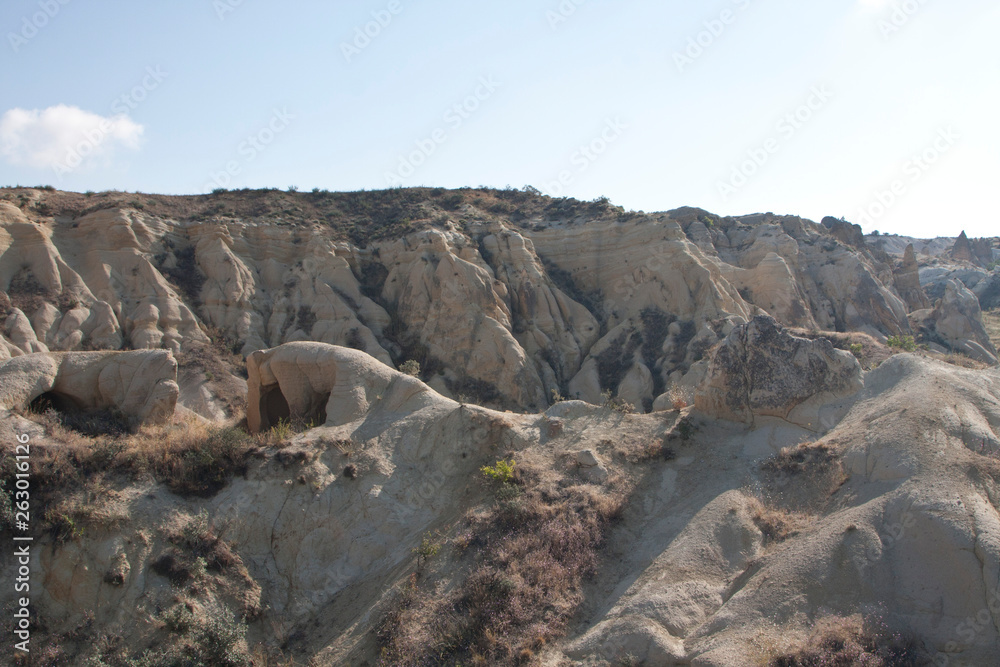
894;244;930;312
246;341;437;433
0;349;179;424
695;315;863;428
1;191;921;412
909;280;998;364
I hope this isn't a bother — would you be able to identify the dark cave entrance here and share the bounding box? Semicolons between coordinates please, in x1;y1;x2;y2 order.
29;391;135;437
258;384;290;432
29;391;83;416
257;385;330;431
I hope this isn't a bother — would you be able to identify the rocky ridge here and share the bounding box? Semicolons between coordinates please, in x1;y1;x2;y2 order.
4;187;993;420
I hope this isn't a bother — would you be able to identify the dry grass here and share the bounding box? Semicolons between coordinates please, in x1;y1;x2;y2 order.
0;412;291;540
376;464;629;665
762;441;839;476
769;616;925;666
790;329;892;370
938;352;990;369
983;309;1000;353
747;497;812;545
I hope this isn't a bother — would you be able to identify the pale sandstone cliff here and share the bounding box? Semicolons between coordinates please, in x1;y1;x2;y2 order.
5;188;974;421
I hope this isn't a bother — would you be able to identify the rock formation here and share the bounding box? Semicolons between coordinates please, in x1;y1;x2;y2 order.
1;189;923;413
949;230;995;267
0;349;179;424
893;244;930;311
7;188;1000;667
246;341;440;432
695;315;863;428
909;279;998;364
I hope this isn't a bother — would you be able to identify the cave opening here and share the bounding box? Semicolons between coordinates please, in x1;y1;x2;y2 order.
257;385;331;431
28;391;135;437
259;384;291;432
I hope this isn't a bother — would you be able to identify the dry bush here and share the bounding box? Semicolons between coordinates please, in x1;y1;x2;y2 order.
938;352;989;369
769;616;925;666
983;309;1000;352
748;497;812;545
628;438;676;463
0;416;262;539
763;441;838;476
377;470;629;665
666;385;692;410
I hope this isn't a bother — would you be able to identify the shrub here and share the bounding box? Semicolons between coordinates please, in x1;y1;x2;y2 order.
412;533;441;566
886;335;917;352
601;389;635;414
189;614;252;667
161;604;194;635
849;342;863;358
481;458;516;485
770;617;924;666
763;441;837;476
667;385;691;410
164;426;254;497
377;469;630;665
399;359;421;377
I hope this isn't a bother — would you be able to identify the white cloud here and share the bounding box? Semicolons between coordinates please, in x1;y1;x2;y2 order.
0;104;144;173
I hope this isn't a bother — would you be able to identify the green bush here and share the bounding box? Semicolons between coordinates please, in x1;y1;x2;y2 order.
481;458;516;485
886;335;917;352
400;359;421;377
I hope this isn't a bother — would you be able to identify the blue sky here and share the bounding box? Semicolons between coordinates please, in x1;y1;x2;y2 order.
1;0;997;238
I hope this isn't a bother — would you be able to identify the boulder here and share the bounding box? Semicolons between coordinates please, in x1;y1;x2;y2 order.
0;350;179;424
909;280;998;364
694;315;863;428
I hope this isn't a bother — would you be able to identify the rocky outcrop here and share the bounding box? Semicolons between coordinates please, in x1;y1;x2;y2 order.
695;315;863;428
0;349;179;424
909;280;998;364
950;230;994;267
894;244;930;311
246;341;441;433
951;230;975;263
0;190;920;412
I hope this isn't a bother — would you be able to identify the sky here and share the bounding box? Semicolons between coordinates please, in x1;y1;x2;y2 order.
0;0;997;238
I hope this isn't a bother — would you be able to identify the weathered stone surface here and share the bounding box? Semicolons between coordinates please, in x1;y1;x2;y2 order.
695;315;863;426
0;194;924;413
0;349;179;424
894;244;930;311
246;341;440;433
909;280;998;364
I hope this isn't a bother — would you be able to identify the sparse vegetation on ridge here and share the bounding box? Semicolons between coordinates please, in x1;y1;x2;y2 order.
377;458;630;665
